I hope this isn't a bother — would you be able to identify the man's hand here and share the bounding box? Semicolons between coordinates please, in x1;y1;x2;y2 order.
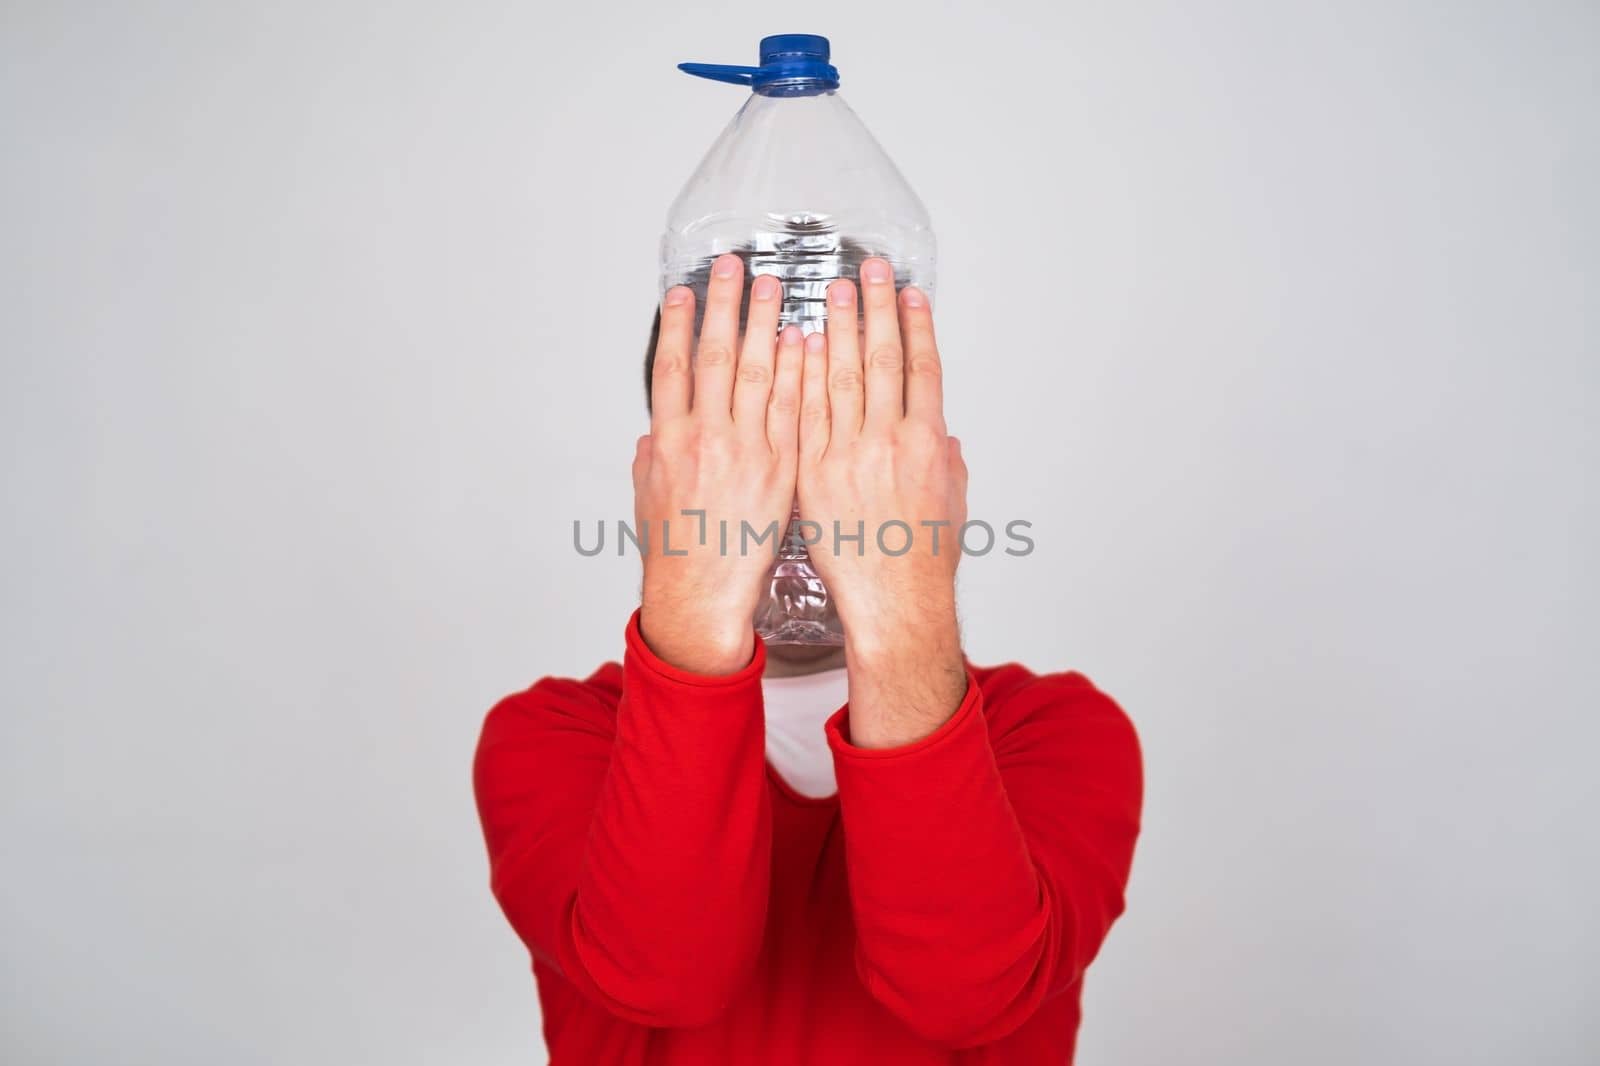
796;257;971;748
636;254;804;675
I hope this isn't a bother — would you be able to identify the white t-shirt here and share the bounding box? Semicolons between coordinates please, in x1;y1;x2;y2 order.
761;667;850;799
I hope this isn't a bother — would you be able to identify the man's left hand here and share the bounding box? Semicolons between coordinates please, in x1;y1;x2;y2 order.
796;257;970;749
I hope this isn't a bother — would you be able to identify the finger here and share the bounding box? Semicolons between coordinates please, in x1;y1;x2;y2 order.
693;253;744;421
860;257;904;430
732;273;782;435
799;329;831;463
768;324;804;458
632;434;652;488
824;278;863;442
899;285;945;429
651;287;694;424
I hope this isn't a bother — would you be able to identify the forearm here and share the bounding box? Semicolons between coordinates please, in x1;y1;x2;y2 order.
826;671;1142;1046
494;610;774;1028
827;679;1048;1045
582;610;771;1017
841;589;968;749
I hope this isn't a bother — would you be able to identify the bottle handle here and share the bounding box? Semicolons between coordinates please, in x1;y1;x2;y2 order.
677;63;762;86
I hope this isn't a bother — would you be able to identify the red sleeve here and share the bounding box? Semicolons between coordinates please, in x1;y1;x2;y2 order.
825;665;1143;1047
472;609;773;1028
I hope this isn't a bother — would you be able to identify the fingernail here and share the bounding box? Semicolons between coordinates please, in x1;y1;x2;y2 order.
862;258;891;284
804;331;826;354
664;287;690;306
713;254;740;278
902;286;926;308
780;324;801;345
830;281;853;306
753;275;779;301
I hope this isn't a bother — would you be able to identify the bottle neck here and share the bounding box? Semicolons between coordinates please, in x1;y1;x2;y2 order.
754;79;837;99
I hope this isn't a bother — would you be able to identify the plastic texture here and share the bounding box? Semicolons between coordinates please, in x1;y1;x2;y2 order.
661;35;936;645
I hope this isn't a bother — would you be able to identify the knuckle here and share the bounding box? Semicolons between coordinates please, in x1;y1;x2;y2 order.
654;354;690;378
701;431;736;463
697;344;734;368
769;391;800;415
829;367;863;391
868;345;903;370
901;420;942;452
738;362;772;385
907;354;942;379
652;422;685;450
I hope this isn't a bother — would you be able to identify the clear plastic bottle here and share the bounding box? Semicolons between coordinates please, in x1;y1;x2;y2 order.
660;33;937;646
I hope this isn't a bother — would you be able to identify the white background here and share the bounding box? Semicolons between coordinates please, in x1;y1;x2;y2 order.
3;2;1596;1063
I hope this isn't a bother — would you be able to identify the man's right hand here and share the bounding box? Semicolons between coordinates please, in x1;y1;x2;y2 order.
635;253;803;675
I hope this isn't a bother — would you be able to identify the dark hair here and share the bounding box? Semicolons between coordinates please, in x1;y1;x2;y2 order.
644;235;876;413
645;307;662;414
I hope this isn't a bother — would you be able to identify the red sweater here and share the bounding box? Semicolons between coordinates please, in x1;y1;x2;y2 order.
472;611;1142;1064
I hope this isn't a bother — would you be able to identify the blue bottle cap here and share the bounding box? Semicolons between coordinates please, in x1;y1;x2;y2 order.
759;34;831;66
678;33;841;94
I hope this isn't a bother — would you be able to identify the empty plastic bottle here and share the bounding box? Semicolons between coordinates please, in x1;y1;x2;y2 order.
661;33;936;646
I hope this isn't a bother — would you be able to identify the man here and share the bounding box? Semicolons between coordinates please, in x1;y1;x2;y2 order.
472;254;1144;1064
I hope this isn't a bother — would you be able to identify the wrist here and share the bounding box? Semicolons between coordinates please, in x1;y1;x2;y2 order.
842;637;968;750
840;587;960;667
639;594;756;677
837;589;965;750
845;622;964;689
